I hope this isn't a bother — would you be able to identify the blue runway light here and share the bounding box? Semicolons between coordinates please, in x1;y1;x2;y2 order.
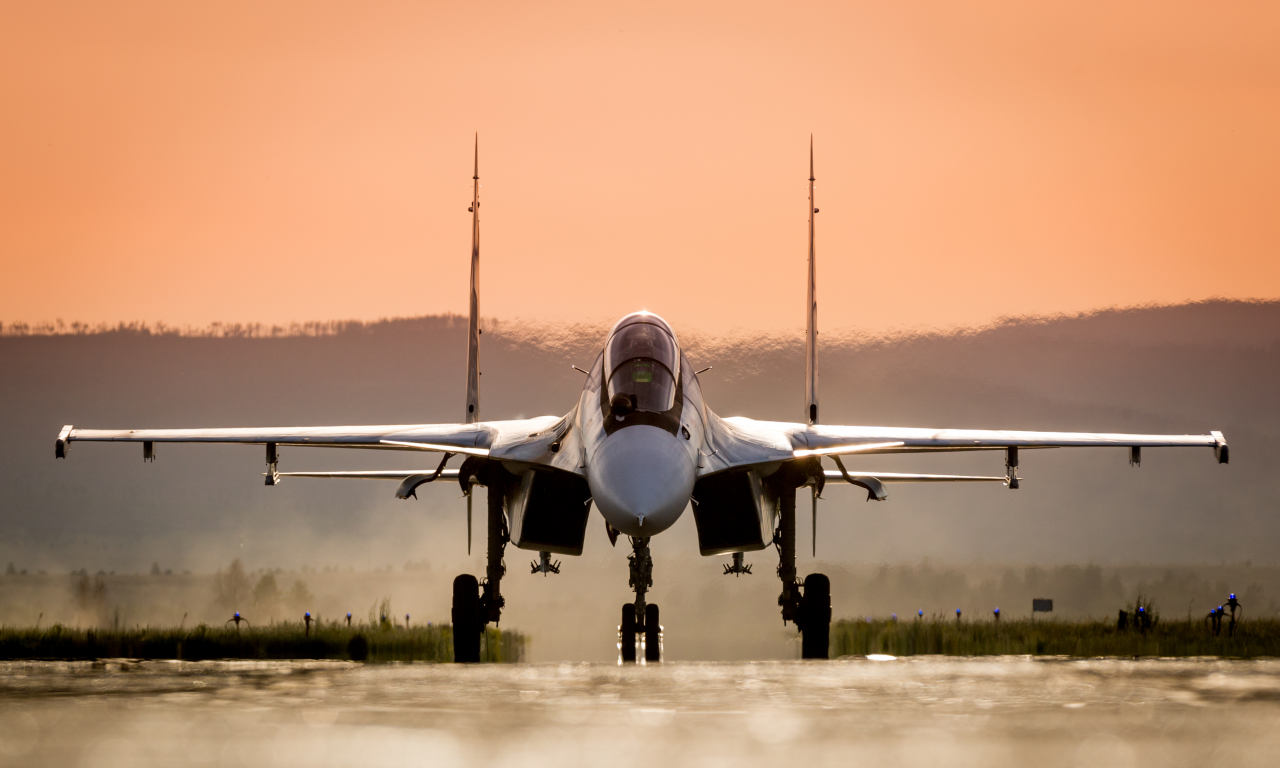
305;612;311;618
918;610;923;617
892;613;898;621
1230;594;1236;600
234;612;240;619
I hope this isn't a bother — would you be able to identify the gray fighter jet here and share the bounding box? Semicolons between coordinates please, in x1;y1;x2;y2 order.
55;138;1228;662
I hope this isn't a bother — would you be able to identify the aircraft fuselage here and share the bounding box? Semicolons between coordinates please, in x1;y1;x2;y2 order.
578;311;705;537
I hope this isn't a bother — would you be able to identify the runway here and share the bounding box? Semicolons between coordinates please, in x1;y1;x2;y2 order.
0;657;1276;767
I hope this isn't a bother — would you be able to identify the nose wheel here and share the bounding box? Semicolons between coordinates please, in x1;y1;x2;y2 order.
644;604;662;661
619;603;663;663
619;537;663;662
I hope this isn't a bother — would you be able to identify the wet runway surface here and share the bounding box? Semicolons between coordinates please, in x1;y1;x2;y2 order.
0;657;1277;767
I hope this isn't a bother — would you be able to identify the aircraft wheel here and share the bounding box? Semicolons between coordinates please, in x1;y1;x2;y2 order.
452;574;482;663
620;604;637;663
800;573;831;660
644;604;661;662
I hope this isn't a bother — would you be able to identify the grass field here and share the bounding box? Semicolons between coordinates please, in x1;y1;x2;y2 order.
3;618;1273;662
830;616;1280;658
0;623;525;663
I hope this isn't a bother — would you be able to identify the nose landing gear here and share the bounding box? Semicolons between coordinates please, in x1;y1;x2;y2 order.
619;537;662;662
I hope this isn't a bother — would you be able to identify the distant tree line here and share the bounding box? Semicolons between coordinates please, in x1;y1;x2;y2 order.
0;314;478;338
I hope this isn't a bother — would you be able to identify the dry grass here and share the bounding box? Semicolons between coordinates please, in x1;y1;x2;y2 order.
831;616;1280;658
0;622;525;663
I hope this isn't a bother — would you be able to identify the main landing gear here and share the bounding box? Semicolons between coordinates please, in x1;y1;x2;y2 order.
619;537;662;663
452;465;508;663
772;465;831;659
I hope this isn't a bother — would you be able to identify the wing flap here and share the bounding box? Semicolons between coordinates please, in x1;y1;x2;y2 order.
274;470;462;480
823;470;1006;483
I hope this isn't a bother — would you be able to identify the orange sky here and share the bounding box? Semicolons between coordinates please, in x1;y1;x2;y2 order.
2;1;1277;334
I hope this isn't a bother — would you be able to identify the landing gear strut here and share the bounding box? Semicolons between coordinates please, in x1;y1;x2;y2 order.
452;471;508;663
620;537;661;662
772;467;830;659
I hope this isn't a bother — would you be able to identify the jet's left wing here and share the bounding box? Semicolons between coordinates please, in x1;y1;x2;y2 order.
701;414;1228;477
784;421;1228;459
823;469;1006;501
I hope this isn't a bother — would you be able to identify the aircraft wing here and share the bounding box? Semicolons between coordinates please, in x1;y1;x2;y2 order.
56;415;577;467
824;470;1006;483
275;470;461;480
702;415;1228;475
823;469;1006;501
273;468;464;499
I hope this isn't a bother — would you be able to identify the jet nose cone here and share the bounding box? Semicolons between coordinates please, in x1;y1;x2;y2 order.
588;425;695;537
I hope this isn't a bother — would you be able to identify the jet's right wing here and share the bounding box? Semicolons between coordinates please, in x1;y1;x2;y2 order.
56;414;582;476
276;470;462;480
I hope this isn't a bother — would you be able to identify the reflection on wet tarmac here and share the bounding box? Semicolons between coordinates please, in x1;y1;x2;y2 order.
1;657;1278;767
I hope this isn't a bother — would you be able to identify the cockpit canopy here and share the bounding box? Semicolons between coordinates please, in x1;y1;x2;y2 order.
604;313;680;414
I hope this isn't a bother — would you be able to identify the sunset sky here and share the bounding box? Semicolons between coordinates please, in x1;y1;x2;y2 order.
2;1;1277;334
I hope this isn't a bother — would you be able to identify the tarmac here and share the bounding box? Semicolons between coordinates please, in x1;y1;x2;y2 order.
0;656;1277;767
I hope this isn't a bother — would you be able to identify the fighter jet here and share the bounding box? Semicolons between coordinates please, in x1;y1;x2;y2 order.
54;138;1229;662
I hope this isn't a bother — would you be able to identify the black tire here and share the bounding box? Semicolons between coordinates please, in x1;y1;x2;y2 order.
644;604;661;662
800;573;831;660
452;574;482;663
620;604;637;662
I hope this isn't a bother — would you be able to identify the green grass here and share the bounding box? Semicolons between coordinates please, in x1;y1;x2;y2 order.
0;623;525;663
831;617;1280;658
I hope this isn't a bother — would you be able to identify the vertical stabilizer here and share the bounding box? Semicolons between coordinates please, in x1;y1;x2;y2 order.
805;136;818;426
465;135;481;424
